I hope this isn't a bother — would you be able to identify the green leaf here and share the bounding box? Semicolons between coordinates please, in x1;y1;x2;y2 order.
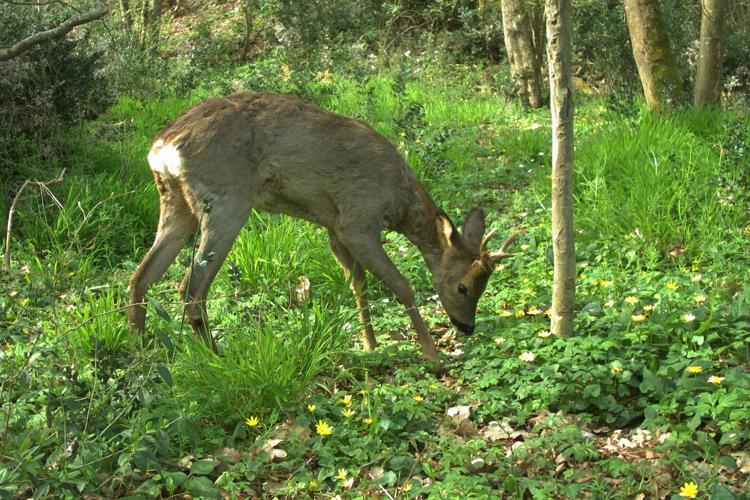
185;476;221;498
148;296;171;323
378;471;398;486
190;459;219;475
161;471;187;493
708;484;737;500
156;363;173;386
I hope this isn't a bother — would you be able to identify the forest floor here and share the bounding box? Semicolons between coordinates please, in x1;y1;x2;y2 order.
2;60;750;498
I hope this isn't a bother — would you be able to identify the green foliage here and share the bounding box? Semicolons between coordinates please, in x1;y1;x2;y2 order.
2;54;749;498
570;106;746;253
170;298;356;423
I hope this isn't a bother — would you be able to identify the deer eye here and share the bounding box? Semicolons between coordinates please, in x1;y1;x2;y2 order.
457;284;468;296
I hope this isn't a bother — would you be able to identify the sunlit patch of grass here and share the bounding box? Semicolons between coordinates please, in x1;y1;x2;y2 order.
169;298;356;423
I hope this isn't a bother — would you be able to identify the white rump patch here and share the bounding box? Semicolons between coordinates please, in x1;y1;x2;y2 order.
148;139;183;177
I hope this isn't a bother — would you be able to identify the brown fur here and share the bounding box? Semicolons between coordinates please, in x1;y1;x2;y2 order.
128;93;516;365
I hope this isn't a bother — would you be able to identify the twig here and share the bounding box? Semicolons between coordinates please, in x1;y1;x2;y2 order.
4;168;65;270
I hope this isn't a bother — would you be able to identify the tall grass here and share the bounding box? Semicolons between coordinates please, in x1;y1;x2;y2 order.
567;107;744;254
169;297;356;422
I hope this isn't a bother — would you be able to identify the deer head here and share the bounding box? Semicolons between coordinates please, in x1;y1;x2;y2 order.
431;208;518;335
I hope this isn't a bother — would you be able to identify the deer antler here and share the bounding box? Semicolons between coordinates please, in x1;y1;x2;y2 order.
487;231;521;263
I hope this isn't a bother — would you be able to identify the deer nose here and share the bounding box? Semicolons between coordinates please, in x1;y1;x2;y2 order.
450;317;475;335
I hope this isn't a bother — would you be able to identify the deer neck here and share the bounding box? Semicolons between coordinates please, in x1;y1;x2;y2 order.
399;182;445;274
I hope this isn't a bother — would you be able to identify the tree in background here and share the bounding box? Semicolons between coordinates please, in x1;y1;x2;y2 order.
498;0;545;108
545;0;575;338
694;0;726;106
623;0;687;110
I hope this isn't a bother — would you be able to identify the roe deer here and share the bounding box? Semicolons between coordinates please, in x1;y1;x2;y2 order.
128;93;518;364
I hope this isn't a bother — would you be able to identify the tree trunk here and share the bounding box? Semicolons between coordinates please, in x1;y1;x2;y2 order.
500;0;544;108
623;0;686;110
241;0;255;61
694;0;726;106
545;0;575;338
120;0;134;32
148;0;162;55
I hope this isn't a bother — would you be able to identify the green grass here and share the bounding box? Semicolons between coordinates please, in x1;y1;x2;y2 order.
2;59;749;498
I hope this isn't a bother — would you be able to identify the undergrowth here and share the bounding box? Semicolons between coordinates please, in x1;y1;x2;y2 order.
1;59;749;498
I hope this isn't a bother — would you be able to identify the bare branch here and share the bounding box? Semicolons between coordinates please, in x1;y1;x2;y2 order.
4;169;65;269
0;3;109;62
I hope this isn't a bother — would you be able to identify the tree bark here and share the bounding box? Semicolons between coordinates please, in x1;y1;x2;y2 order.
545;0;575;338
623;0;686;110
694;0;726;106
0;4;109;62
241;0;256;61
120;0;134;32
500;0;544;108
148;0;162;55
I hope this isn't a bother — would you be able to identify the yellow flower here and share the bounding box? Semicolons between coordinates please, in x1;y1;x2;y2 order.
611;366;623;374
625;296;638;305
643;304;655;312
401;482;413;492
515;309;526;317
339;395;352;407
307;404;316;412
707;375;724;385
341;408;356;418
429;384;439;390
358;389;368;395
686;366;703;374
499;309;513;317
666;282;679;290
604;299;615;308
580;273;588;279
538;330;552;338
245;416;260;428
308;480;318;490
693;295;706;304
362;417;373;424
631;314;646;322
527;307;542;315
337;468;348;480
413;395;424;402
592;279;599;286
601;280;613;287
315;420;334;436
679;481;698;498
683;313;696;322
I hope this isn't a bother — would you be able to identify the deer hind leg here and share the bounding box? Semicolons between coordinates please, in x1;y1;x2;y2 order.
334;228;440;364
129;173;198;333
179;199;252;352
328;229;378;351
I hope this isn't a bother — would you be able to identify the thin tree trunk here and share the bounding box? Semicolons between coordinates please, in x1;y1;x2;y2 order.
694;0;726;106
241;0;255;61
546;0;575;338
148;0;162;55
120;0;133;32
623;0;686;110
501;0;544;108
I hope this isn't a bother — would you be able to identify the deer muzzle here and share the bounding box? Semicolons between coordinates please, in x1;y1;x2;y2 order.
450;317;475;335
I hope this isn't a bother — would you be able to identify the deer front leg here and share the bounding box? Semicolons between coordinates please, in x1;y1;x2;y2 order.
335;229;440;364
328;230;378;351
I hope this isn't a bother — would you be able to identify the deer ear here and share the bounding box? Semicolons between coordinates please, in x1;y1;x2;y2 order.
462;208;485;251
436;214;458;248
